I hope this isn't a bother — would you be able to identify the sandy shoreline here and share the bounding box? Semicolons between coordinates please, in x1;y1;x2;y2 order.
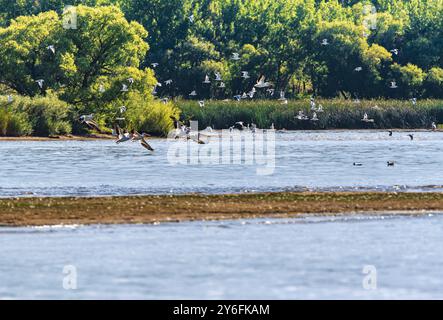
0;192;442;227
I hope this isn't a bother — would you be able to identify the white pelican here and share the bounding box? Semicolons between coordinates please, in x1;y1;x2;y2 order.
114;124;132;144
431;122;437;131
321;39;329;45
189;90;197;96
214;72;222;81
241;71;250;79
390;81;398;89
165;79;173;85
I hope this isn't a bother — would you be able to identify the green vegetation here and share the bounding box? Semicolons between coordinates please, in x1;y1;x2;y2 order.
0;1;443;136
179;99;443;129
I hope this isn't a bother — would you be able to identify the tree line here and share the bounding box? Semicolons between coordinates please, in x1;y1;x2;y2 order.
0;1;443;135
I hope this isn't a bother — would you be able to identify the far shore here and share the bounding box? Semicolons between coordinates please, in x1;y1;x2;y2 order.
0;128;441;142
0;192;442;227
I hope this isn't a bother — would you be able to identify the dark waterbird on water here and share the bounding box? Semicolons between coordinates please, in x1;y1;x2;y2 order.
387;161;395;166
408;134;414;140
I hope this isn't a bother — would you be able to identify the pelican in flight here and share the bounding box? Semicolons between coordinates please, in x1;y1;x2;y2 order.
114;124;132;144
254;76;272;88
132;131;154;152
79;114;102;133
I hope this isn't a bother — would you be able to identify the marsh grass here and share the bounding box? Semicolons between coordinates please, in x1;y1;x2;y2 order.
178;99;443;130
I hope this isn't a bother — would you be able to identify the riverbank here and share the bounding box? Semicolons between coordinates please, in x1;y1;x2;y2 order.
0;134;114;141
1;192;442;227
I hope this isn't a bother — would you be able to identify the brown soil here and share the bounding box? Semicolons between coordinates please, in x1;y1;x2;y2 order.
0;192;442;227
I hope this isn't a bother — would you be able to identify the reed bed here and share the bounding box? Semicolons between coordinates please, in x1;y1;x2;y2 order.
177;99;443;130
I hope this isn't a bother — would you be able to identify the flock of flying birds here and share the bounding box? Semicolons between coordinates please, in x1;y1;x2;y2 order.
3;37;439;156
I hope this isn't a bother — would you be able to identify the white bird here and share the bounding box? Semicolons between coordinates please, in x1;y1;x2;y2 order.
132;132;155;152
241;92;248;99
411;98;417;105
198;100;205;108
219;82;226;88
317;105;324;112
390;49;399;55
267;88;275;96
114;124;132;144
165;79;173;85
203;75;211;84
278;90;286;101
233;95;242;101
361;113;374;123
7;95;13;103
254;75;272;88
311;112;319;121
310;97;316;109
151;63;159;68
354;67;363;72
390;81;398;89
241;71;250;79
431;122;437;131
189;90;197;96
35;79;44;88
127;78;134;84
188;14;194;23
214;72;222;81
99;84;105;93
120;106;127;114
47;45;55;54
121;84;129;92
296;110;309;120
231;52;240;61
321;38;329;46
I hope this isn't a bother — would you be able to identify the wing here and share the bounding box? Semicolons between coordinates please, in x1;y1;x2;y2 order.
141;138;155;151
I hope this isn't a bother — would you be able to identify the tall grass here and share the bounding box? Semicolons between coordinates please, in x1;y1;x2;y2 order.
178;99;443;130
0;94;72;136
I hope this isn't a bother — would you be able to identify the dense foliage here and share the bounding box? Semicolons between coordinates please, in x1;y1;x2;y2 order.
0;1;443;135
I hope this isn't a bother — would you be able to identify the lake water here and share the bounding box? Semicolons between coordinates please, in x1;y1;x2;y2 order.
1;130;442;299
0;130;442;197
1;214;442;299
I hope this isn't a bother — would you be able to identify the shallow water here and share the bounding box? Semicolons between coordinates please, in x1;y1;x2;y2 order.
0;130;442;197
1;214;442;299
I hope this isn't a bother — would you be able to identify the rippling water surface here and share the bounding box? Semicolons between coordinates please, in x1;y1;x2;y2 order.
0;130;442;197
1;214;442;299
